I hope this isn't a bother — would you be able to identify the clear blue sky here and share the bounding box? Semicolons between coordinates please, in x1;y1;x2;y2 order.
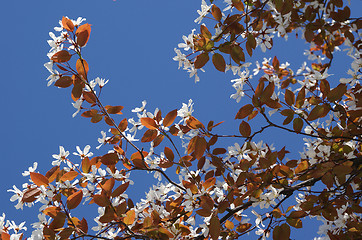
0;0;360;239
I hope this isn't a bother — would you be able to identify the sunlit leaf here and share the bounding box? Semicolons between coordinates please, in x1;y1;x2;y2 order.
67;190;83;210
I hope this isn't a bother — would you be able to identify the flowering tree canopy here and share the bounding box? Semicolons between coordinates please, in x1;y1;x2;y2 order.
1;1;361;240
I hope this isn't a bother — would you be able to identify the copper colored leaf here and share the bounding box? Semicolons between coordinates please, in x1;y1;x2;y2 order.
225;220;234;230
76;23;91;47
55;76;73;88
307;105;324;121
43;206;62;218
83;91;97;104
235;104;254;119
211;5;222;21
320;79;330;98
131;151;148;160
91;113;103;123
78;218;88;234
62;17;74;32
82;157;91;173
203;177;216;190
212;148;226;155
321;172;334;188
51;50;72;63
273;223;290;240
101;152;119;165
266;99;282;109
111;182;130;198
201;25;212;39
118;118;128;132
186;116;204;129
71;83;83;101
164;147;174;162
239;121;251;137
141;129;158;142
247;34;257;49
43;227;55;240
124;209;135;225
295;87;306;108
93;194;109;207
1;232;10;240
197;208;212;218
261;82;275;103
67;190;83;210
141;117;158;130
212;53;226;72
23;187;41;203
293;118;303;133
209;215;221;240
194;52;209;69
105;105;124;114
30;172;49;187
231;45;245;63
194;136;207;160
327;84;347;102
285;89;295;106
153;134;164;147
286;217;303;228
232;0;244;11
76;58;89;79
132;158;148;169
101;178;115;193
60;171;78;182
163;109;177;127
236;223;252;233
46;166;60;183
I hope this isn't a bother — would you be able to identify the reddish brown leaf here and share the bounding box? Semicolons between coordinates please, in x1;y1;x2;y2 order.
141;117;158;130
105;105;124;114
212;53;226;72
163;109;177;127
62;17;74;32
76;58;89;79
239;121;251;137
55;76;73;88
273;223;290;240
209;215;221;240
101;152;119;166
235;104;254;119
307;105;324;121
327;84;347;102
231;45;245;63
76;23;91;47
194;136;207;160
51;50;72;63
164;147;174;162
285;89;295;106
111;182;130;198
186;116;204;129
93;194;109;207
30;172;49;187
83;91;97;104
194;52;209;69
60;171;78;182
293;118;303;133
22;187;41;203
211;5;222;21
141;129;158;142
153;134;164;147
67;190;83;210
118;118;128;132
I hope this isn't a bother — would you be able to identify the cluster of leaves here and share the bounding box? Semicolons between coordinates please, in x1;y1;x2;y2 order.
1;1;362;240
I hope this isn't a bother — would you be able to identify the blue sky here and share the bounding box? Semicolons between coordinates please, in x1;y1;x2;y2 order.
0;0;360;239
